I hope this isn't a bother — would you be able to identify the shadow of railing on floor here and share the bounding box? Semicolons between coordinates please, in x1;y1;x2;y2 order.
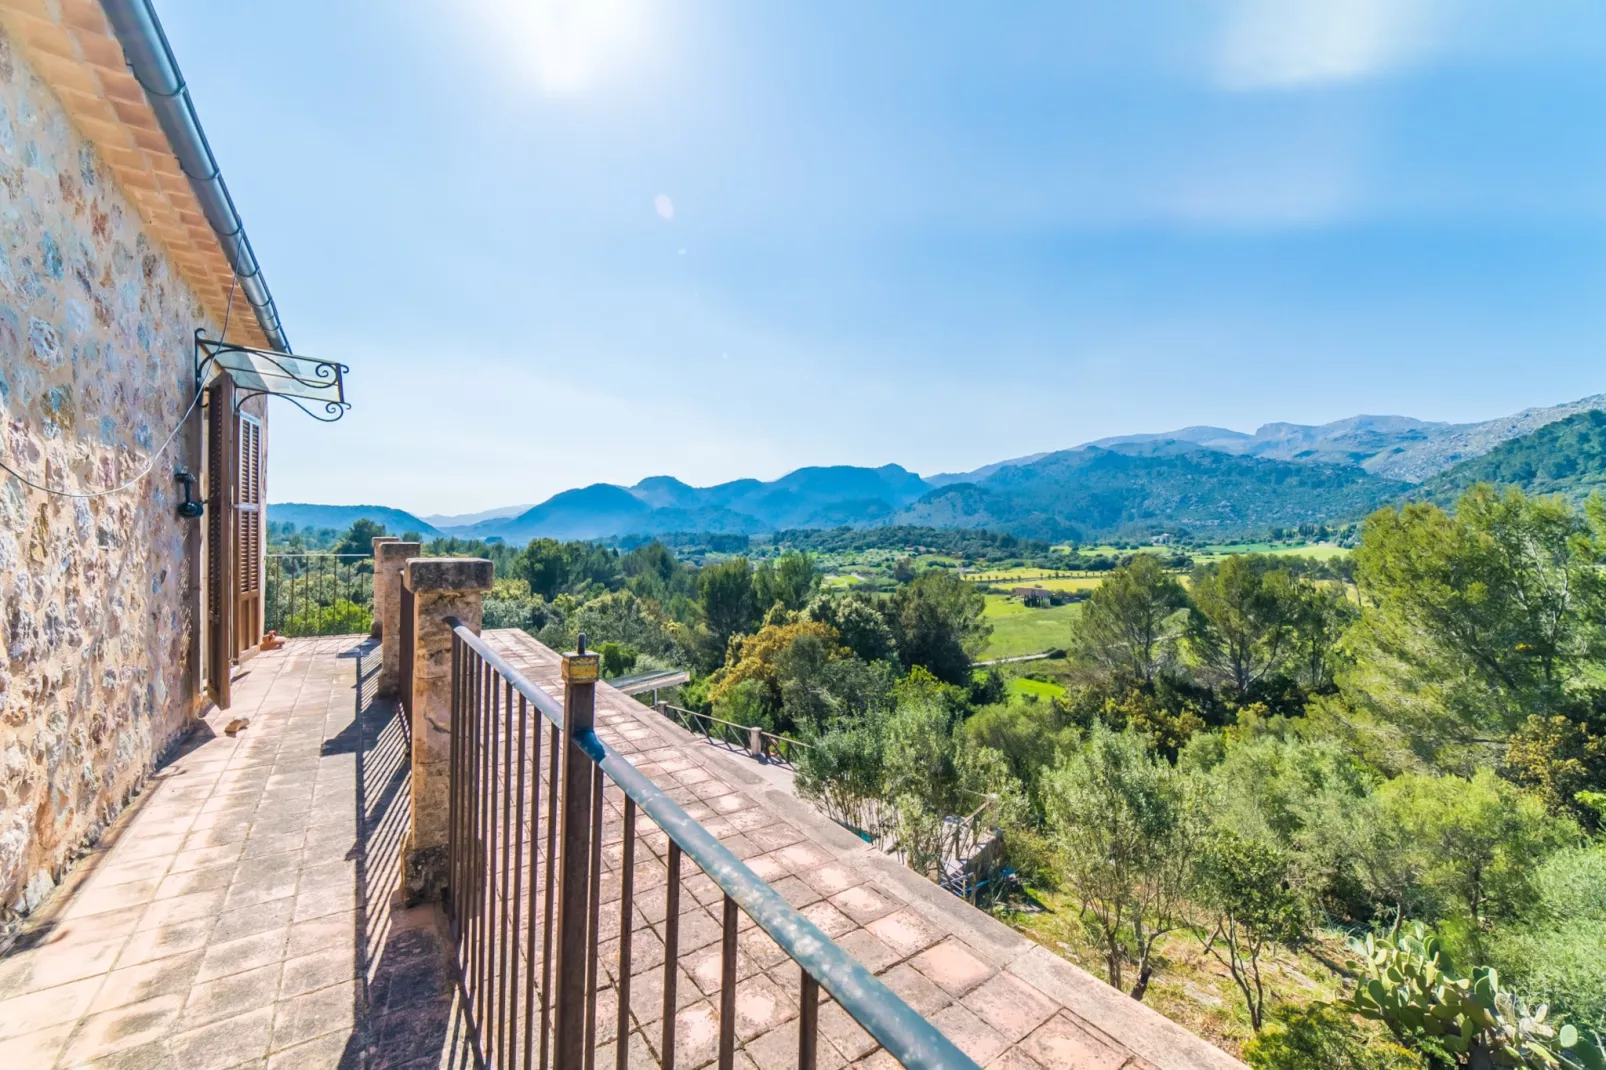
331;640;473;1068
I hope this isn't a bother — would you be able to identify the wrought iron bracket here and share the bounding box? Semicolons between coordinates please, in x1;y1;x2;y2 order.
194;331;350;422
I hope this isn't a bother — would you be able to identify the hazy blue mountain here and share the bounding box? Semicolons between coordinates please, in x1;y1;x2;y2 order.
281;394;1606;546
895;442;1408;542
1417;410;1606;505
438;464;932;542
420;504;534;527
1081;396;1606;482
269;503;441;538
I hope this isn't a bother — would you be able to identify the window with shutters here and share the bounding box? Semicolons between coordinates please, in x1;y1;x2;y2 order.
235;412;264;653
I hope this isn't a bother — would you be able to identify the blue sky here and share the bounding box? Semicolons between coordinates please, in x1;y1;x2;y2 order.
162;0;1606;515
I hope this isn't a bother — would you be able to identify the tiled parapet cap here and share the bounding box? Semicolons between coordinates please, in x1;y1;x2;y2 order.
405;557;493;592
378;541;422;564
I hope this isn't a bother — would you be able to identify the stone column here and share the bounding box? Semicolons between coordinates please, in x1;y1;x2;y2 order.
369;536;399;638
374;541;420;697
404;556;493;903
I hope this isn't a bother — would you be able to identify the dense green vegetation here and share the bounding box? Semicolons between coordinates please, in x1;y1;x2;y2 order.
787;484;1606;1068
897;443;1410;543
266;485;1606;1067
1420;411;1606;507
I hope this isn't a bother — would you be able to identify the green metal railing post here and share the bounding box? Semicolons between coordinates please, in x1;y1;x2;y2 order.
552;637;600;1068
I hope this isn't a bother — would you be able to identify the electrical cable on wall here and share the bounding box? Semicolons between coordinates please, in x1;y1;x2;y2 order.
0;273;238;500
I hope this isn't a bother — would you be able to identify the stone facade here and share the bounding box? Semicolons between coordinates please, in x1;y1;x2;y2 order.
0;27;242;917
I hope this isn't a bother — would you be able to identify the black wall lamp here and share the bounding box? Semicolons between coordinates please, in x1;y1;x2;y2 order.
174;470;204;519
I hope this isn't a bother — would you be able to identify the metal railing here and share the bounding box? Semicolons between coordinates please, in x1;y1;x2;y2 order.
265;553;374;636
445;625;977;1070
656;703;812;769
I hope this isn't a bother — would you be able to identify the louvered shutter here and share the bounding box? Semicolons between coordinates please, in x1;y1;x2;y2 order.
234;412;264;653
205;374;236;709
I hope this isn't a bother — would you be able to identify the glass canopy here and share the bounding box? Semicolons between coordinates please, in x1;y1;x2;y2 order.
195;333;350;422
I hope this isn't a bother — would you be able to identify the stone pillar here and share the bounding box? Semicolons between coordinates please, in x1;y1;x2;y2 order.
369;536;399;638
375;541;420;697
404;556;493;903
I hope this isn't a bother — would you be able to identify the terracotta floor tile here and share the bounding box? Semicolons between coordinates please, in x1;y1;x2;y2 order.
57;992;184;1064
88;950;204;1014
1018;1012;1129;1070
180;962;282;1030
910;939;996;998
0;934;122;999
279;948;356;998
166;1005;274;1070
270;977;358;1051
195;927;290;983
0;1020;76;1065
930;1002;1009;1064
0;975;104;1040
962;972;1060;1043
865;908;944;958
115;918;214;972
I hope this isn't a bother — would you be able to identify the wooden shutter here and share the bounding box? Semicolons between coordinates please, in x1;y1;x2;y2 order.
234;412;263;654
205;374;236;709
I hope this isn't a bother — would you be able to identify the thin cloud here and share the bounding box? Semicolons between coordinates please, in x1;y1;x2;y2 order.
1215;0;1443;90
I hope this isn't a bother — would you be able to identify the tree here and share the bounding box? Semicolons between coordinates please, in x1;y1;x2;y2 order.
707;619;841;712
598;641;637;678
1187;555;1301;698
1348;488;1606;744
1291;580;1356;692
1193;827;1308;1031
335;518;387;558
882;697;960;876
1042;723;1196;1000
796;709;888;835
1069;554;1187;686
1506;697;1606;828
807;592;897;663
885;571;990;686
699;558;759;659
1377;770;1571;933
755;552;818;613
516;538;570;601
1489;843;1606;1043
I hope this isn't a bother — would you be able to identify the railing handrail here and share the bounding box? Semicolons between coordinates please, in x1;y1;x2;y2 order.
662;703;815;752
447;621;978;1070
660;703;749;734
265;551;373;557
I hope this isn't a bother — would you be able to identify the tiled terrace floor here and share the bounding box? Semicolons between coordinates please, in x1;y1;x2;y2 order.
0;633;1243;1070
0;637;468;1069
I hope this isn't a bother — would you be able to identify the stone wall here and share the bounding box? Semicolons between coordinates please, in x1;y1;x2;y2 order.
0;27;232;917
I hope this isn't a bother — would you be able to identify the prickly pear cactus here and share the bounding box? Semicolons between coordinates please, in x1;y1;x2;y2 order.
1343;925;1603;1070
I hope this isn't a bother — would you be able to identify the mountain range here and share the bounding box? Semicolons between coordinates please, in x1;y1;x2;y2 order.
270;394;1606;545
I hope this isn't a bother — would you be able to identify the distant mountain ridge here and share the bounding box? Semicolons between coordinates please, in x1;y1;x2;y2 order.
268;503;442;539
1417;410;1606;506
1078;396;1606;482
269;393;1605;545
899;441;1408;542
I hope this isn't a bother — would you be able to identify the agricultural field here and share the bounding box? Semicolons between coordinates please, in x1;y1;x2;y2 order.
1188;541;1349;562
980;594;1080;659
1007;674;1067;700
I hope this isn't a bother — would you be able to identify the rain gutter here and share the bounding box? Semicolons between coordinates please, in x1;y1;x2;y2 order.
100;0;291;352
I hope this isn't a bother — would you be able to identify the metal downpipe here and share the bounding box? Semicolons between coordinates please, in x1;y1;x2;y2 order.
99;0;291;353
